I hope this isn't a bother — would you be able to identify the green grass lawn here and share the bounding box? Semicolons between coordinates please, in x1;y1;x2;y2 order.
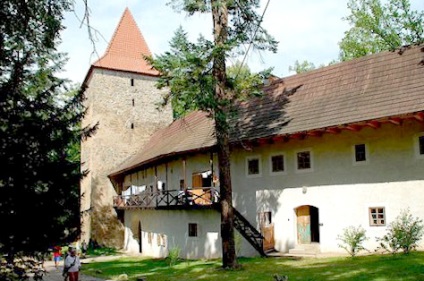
81;251;424;281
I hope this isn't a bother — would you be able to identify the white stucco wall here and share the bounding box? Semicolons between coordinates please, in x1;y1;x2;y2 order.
119;119;424;257
232;120;424;254
124;209;222;259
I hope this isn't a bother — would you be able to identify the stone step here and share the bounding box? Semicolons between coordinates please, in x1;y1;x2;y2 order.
288;243;321;255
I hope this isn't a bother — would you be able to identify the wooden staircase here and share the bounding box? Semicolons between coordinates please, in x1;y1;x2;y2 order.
233;208;267;257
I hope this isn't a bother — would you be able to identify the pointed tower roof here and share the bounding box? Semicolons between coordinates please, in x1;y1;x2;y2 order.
89;8;159;78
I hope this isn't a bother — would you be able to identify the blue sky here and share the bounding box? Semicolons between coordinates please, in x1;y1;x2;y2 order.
58;0;423;84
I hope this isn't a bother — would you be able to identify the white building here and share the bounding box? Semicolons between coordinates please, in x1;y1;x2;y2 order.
106;38;424;258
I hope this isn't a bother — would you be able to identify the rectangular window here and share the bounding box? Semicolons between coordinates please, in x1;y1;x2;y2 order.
355;144;366;162
246;156;261;177
258;211;272;226
297;151;311;170
419;136;424;155
188;223;198;237
369;207;385;226
271;155;284;173
248;159;259;175
130;78;134;86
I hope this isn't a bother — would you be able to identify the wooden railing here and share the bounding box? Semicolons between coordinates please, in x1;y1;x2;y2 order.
113;187;219;209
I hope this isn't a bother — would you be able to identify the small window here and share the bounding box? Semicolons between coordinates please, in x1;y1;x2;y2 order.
188;223;198;237
355;144;366;162
297;151;311;170
419;136;424;155
132;99;135;106
369;207;385;226
258;211;272;226
246;156;261;177
271;155;285;174
131;123;134;129
130;78;134;86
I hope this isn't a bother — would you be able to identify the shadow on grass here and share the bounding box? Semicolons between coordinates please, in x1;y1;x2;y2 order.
82;251;424;281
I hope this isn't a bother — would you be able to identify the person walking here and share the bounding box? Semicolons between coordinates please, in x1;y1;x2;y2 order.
52;246;62;269
64;247;81;281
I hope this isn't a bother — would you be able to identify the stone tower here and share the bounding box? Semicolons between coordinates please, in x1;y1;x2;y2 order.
80;8;173;247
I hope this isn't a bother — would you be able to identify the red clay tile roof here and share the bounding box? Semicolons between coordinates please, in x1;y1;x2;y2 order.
110;44;424;177
91;8;158;76
234;44;424;140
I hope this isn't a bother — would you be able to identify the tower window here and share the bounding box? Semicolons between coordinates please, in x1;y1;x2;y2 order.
131;123;134;129
132;99;135;106
130;78;134;86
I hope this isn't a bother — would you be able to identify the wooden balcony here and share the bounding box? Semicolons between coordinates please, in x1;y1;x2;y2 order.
113;187;220;210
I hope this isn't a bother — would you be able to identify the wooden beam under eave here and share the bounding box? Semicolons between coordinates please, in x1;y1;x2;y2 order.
290;132;306;140
307;130;323;137
326;127;341;134
345;124;362;131
366;120;381;129
414;112;424;122
388;117;402;125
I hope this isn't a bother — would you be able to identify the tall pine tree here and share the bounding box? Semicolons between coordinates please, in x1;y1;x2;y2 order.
148;0;277;268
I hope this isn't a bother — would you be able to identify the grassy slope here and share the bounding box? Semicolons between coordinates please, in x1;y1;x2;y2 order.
82;251;424;281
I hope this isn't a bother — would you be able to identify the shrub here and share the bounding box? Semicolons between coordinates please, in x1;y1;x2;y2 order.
337;225;368;257
377;208;424;254
167;246;181;267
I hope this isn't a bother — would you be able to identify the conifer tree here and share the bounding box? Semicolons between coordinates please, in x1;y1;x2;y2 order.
0;0;95;263
148;0;277;268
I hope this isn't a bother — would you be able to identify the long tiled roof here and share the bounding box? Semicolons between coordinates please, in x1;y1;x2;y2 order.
90;8;158;76
110;44;424;176
233;44;424;140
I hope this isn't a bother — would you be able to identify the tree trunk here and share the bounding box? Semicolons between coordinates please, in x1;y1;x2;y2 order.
211;0;237;269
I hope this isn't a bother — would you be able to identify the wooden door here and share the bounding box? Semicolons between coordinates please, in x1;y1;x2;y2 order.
191;174;203;188
296;206;311;244
259;212;274;251
261;225;275;251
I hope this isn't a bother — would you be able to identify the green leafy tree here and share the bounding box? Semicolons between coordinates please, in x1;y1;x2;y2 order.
147;0;277;268
0;0;95;264
339;0;424;61
288;60;317;74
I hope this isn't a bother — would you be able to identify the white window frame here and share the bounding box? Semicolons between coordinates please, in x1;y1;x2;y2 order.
369;207;386;227
294;149;313;173
269;153;287;176
414;132;424;159
352;143;369;166
246;155;262;178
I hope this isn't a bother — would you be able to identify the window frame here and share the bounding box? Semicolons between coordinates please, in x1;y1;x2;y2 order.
269;153;286;175
369;207;386;226
415;133;424;159
353;143;369;165
295;149;313;173
188;223;198;237
246;155;262;178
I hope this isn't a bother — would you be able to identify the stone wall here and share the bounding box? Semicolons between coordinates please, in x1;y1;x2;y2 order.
81;68;173;247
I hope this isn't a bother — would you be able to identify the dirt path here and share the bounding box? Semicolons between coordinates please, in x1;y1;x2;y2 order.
41;256;119;281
